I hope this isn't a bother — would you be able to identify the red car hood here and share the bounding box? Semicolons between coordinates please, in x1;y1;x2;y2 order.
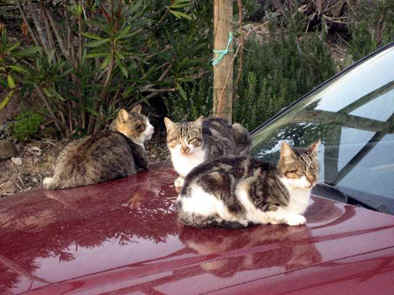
1;163;394;295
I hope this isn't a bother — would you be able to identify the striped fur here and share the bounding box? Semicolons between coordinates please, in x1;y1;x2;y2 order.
43;105;153;190
164;116;251;190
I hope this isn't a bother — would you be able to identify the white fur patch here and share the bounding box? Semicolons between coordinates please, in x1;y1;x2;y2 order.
43;177;53;188
169;145;206;177
179;184;239;223
279;176;311;215
134;119;154;147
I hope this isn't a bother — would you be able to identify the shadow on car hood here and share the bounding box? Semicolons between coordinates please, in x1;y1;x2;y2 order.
1;163;394;294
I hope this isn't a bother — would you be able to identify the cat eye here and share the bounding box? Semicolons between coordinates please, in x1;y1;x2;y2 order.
189;138;201;146
286;170;300;178
135;124;144;131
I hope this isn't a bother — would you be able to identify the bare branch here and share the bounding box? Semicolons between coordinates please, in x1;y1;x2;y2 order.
235;0;244;94
29;3;50;55
16;1;40;47
42;5;56;56
47;9;70;60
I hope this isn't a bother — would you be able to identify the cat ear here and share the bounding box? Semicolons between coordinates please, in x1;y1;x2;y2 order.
308;139;321;153
118;109;129;122
164;117;175;130
131;104;142;114
280;141;296;159
194;116;204;126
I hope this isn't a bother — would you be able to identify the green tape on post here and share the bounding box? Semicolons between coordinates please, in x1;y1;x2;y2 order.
211;32;233;66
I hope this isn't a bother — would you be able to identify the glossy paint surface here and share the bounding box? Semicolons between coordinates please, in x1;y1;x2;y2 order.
1;164;394;294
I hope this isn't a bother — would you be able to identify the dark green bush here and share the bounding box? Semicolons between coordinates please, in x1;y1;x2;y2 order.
349;0;394;61
2;0;212;138
233;30;335;130
165;74;213;121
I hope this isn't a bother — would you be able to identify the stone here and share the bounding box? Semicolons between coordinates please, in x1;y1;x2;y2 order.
0;140;17;160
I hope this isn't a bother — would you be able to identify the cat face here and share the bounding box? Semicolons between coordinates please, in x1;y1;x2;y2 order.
277;140;320;189
114;105;154;145
164;116;204;155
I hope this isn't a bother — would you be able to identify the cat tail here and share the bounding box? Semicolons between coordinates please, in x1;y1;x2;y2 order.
232;123;251;156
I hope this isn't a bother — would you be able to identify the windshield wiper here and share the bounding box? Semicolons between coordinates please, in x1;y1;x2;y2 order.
313;183;380;212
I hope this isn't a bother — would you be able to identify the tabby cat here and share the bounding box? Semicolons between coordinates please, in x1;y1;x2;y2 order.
177;140;320;227
164;116;251;191
43;105;154;190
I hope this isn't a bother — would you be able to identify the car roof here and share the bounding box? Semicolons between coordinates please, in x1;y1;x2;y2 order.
1;163;394;294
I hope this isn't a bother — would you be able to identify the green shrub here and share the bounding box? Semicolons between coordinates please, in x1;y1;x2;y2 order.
165;74;213;121
6;0;212;138
233;31;335;130
349;0;394;61
12;111;43;141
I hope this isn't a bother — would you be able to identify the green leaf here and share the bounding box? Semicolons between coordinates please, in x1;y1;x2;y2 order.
42;87;52;98
14;47;40;57
50;88;66;101
169;0;191;9
116;30;141;40
115;51;125;60
176;83;188;100
86;52;110;58
81;32;104;40
86;106;99;116
7;42;21;54
9;65;28;73
115;56;128;78
0;90;14;111
86;38;110;48
122;86;135;98
59;67;73;78
169;10;192;20
117;26;131;39
7;74;15;89
100;55;111;70
128;0;144;15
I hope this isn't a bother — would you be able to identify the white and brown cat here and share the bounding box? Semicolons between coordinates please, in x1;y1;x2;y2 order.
164;116;251;192
177;140;320;227
43;105;154;190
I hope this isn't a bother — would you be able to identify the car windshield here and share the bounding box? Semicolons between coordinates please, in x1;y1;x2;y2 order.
251;43;394;215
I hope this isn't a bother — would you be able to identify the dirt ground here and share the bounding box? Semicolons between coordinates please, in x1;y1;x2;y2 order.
0;132;170;198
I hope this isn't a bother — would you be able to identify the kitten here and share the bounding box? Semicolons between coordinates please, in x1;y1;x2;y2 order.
43;105;154;190
177;140;320;227
164;116;251;191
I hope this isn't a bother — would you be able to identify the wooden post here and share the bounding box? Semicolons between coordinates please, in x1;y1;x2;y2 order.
213;0;233;123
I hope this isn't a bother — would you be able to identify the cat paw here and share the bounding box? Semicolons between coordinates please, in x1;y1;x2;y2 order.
43;177;53;189
174;177;185;193
285;214;306;226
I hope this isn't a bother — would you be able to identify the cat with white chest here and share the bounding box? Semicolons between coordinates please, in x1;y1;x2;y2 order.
177;141;320;227
164;116;251;191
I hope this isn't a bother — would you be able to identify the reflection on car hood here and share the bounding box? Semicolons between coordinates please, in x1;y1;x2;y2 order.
1;163;394;295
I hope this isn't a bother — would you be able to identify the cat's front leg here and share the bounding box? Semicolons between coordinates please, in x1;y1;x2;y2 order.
174;176;185;193
283;214;306;226
266;208;306;226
